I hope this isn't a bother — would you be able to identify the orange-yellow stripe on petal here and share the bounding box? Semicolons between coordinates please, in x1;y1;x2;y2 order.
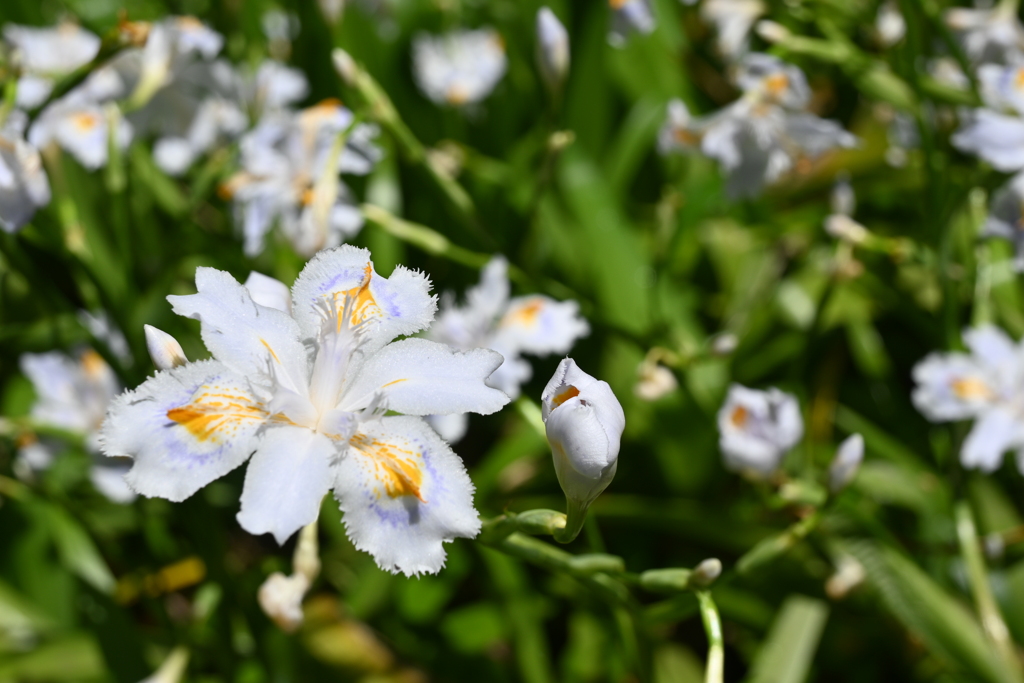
351;433;426;502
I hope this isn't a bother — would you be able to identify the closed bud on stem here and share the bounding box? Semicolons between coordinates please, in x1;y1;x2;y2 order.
536;8;570;95
825;215;870;245
144;325;188;371
541;358;625;543
331;48;357;87
829;433;864;493
756;20;791;44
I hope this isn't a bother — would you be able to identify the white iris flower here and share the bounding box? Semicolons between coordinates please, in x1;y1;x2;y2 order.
221;99;380;257
425;256;590;442
953;61;1024;171
945;4;1024;65
608;0;656;47
19;350;135;503
913;325;1024;472
700;0;765;60
717;384;804;477
0;112;50;232
3;23;101;108
658;54;856;198
412;29;508;107
101;246;510;575
29;92;133;170
981;172;1024;270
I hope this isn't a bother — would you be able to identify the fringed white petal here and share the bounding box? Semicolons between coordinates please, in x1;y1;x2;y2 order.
290;245;436;349
333;416;480;576
101;360;265;502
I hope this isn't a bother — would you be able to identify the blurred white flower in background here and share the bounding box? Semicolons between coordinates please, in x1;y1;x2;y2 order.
829;433;864;492
717;384;803;477
700;0;765;60
425;256;589;442
980;172;1024;269
0;111;51;232
945;3;1024;65
608;0;656;47
3;23;101;108
18;349;135;503
875;1;907;48
220;99;380;257
412;29;507;107
659;53;856;198
952;60;1024;171
30;95;132;170
913;325;1024;472
102;246;510;575
536;8;570;94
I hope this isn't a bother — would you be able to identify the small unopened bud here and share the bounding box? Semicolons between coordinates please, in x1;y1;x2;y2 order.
536;7;570;94
829;433;864;493
692;558;723;587
825;555;865;600
144;325;188;371
139;646;190;683
635;361;677;401
825;214;869;245
542;358;625;543
258;572;310;632
756;20;791;44
985;533;1006;560
331;48;358;86
830;175;856;217
711;333;738;356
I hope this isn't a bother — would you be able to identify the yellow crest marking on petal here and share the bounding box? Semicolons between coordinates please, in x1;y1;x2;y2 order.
71;112;100;132
730;405;749;428
765;73;789;98
351;433;426;502
80;349;109;378
552;385;580;408
501;297;545;329
176;16;205;30
167;386;266;443
333;262;381;327
1015;67;1024;91
446;85;470;106
673;127;699;145
951;377;992;399
259;338;281;364
382;379;407;388
609;0;629;9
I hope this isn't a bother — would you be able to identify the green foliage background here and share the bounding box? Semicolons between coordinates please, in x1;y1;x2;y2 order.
2;0;1023;681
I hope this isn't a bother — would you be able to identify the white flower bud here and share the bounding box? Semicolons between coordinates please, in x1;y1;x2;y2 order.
635;361;677;401
830;175;856;217
542;359;625;523
755;20;791;44
829;433;864;493
824;214;869;244
144;325;188;371
138;647;189;683
331;48;357;86
258;572;310;632
536;8;570;94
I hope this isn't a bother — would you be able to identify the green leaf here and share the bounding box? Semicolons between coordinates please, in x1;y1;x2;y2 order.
744;595;829;683
843;540;1014;683
33;501;115;595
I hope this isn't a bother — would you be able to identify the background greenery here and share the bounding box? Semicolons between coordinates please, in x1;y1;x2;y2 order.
2;0;1023;681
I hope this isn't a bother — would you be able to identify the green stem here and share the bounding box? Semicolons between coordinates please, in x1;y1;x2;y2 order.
553;497;589;544
735;511;821;576
955;501;1023;681
697;591;724;683
333;50;482;234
